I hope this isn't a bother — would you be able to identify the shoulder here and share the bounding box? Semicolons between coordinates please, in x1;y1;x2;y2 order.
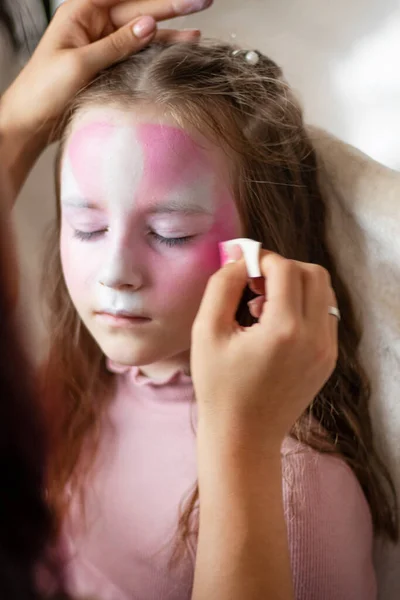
281;437;376;600
281;437;371;516
281;437;372;524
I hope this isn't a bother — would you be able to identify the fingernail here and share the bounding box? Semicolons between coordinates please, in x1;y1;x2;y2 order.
173;0;213;16
182;28;202;36
248;295;265;320
249;276;265;296
133;16;156;38
219;242;242;267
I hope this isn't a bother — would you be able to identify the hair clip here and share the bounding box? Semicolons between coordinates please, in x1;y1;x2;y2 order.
232;49;260;66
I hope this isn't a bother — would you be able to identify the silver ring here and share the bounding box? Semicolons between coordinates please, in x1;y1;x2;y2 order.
328;306;341;321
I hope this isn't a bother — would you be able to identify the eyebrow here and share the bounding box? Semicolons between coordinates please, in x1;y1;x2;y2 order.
61;199;101;209
61;199;213;215
146;201;212;216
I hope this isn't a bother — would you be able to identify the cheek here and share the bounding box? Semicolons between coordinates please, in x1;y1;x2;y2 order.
195;200;242;273
144;248;213;315
151;263;210;319
195;235;226;273
60;224;99;300
151;203;241;308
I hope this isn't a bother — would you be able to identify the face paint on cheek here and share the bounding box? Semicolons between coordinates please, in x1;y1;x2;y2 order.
146;206;238;314
60;210;112;310
145;208;240;313
194;189;242;273
135;125;241;274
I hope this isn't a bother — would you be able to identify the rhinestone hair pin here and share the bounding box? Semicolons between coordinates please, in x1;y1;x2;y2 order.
232;49;260;66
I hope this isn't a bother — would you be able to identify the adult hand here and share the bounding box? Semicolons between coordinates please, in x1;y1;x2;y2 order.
1;0;208;141
192;250;338;600
191;250;338;454
0;0;210;199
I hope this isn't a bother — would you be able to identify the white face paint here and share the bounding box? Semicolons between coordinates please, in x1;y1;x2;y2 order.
61;122;146;308
60;117;218;315
95;286;148;317
59;105;242;377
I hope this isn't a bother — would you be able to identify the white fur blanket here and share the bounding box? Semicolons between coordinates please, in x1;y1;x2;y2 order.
310;127;400;600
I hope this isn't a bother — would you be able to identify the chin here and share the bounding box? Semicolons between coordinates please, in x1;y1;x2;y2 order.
96;337;174;368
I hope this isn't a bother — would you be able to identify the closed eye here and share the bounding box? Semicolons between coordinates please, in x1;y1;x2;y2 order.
73;228;108;241
149;231;195;248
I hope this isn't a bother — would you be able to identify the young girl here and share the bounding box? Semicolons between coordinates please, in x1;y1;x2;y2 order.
43;41;397;599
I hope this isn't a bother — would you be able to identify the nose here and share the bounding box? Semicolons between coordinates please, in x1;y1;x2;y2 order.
98;246;144;291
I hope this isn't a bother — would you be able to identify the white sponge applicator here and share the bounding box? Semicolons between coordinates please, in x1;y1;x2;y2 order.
220;238;262;278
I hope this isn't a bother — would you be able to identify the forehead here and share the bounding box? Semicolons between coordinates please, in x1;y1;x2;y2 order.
63;105;232;185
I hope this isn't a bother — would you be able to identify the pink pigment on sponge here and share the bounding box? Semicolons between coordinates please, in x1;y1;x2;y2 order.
219;238;262;278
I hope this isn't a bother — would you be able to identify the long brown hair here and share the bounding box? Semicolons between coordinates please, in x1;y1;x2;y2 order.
43;41;398;553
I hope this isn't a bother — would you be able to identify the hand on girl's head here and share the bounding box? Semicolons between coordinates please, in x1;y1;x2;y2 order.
191;249;339;452
1;0;205;145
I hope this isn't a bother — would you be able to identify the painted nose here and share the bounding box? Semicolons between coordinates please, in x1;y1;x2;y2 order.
98;248;144;291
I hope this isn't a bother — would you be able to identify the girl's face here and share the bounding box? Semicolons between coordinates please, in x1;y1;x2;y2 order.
60;105;242;375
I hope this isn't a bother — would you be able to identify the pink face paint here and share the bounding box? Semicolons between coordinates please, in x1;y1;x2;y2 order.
133;123;238;274
60;109;242;371
135;124;214;213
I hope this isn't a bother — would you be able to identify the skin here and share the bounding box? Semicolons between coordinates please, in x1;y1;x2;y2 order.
192;252;338;600
0;163;18;309
60;105;242;379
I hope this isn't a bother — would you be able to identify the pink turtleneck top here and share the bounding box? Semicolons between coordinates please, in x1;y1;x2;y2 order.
63;364;376;600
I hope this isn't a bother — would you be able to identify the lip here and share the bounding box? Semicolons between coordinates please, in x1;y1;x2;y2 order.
95;311;152;328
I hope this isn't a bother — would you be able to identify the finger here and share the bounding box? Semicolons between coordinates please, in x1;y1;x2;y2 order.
98;0;213;29
302;264;332;325
257;252;303;323
154;28;201;43
248;276;265;297
196;259;248;334
327;286;339;350
77;15;157;76
248;295;265;320
301;264;339;366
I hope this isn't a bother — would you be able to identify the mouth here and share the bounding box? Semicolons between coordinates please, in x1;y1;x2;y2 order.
94;311;152;328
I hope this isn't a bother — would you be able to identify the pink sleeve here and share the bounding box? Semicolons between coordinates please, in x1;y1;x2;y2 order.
282;440;377;600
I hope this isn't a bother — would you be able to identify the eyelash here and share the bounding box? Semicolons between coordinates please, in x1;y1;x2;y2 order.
150;232;194;247
73;229;194;247
73;229;107;241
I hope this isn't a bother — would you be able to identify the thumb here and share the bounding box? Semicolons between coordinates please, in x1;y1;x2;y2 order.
78;16;156;78
196;259;249;335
